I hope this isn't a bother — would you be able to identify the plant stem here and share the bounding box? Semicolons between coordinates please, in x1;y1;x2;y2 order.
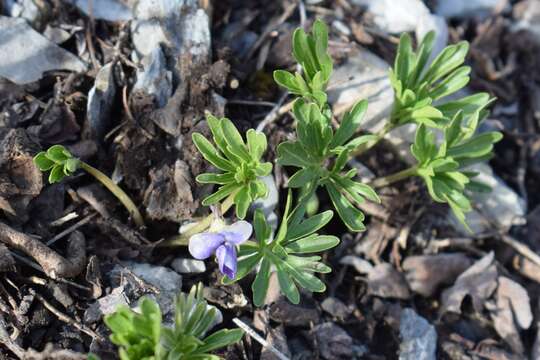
350;122;395;158
79;162;145;228
161;191;237;247
369;166;418;189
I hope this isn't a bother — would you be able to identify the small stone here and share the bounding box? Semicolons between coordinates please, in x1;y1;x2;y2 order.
399;308;437;360
84;286;129;323
321;297;352;319
86;63;116;141
125;262;182;293
352;0;430;33
171;258;206;274
310;322;353;360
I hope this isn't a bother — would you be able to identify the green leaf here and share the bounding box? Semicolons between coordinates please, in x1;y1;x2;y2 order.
285;235;339;253
287;168;320;188
430;66;471;100
326;182;366;232
447;132;502;160
276;265;300;304
196;173;236;184
192;133;235;172
285;210;334;242
234;186;252;219
199;329;244;353
253;209;271;245
422;41;469;85
202;183;241;206
33;152;55;171
246;129;267;161
221;118;252;163
49;165;65;183
283;261;326;292
277;141;314;167
46;144;71;162
330;99;368;148
273;70;303;94
252;257;271;307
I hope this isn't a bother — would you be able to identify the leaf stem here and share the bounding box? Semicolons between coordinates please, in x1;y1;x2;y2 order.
79;162;145;228
161;191;237;247
350;122;395;157
369;166;418;189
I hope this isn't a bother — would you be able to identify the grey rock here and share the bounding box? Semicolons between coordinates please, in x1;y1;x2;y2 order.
84;286;129;323
4;0;42;25
133;47;172;108
311;322;353;360
86;63;116;140
435;0;502;19
399;308;437;360
122;262;182;318
368;263;411;300
69;0;132;21
352;0;431;33
171;258;206;274
447;163;526;234
131;0;210;82
0;16;87;84
126;262;182;293
43;26;72;44
327;47;393;135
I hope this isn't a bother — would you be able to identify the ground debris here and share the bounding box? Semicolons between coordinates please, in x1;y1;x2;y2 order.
403;253;472;297
0;16;86;84
441;252;498;315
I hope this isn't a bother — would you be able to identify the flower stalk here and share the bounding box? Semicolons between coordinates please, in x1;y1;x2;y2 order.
79;162;145;228
369;166;418;189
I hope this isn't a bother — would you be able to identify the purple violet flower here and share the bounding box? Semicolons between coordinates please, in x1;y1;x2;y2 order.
188;221;253;279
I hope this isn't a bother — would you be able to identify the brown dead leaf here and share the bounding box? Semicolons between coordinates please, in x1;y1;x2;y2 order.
487;277;532;354
143;160;197;222
403;253;473;297
441;252;498;315
368;263;410;300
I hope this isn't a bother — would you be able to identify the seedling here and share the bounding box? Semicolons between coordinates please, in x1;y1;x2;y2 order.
95;283;243;360
34;145;145;227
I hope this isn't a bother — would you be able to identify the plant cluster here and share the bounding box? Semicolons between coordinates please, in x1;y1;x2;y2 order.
34;19;503;359
93;284;243;360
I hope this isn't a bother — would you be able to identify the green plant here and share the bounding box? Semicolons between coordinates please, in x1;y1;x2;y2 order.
192;114;272;219
34;145;145;227
102;284;243;360
226;191;339;306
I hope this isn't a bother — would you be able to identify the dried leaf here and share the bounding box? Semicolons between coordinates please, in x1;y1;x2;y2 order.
487;277;532;354
368;263;411;299
403;253;472;297
441;252;497;314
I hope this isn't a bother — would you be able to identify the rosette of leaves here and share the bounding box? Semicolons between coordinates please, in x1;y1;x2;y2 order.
411;110;503;229
273;19;332;109
389;31;491;128
193;114;272;219
225;192;340;306
102;284;243;360
33;145;80;183
277;99;380;231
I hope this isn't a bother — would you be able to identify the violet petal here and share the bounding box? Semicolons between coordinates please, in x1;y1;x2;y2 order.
216;243;237;279
222;220;253;245
188;232;225;260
